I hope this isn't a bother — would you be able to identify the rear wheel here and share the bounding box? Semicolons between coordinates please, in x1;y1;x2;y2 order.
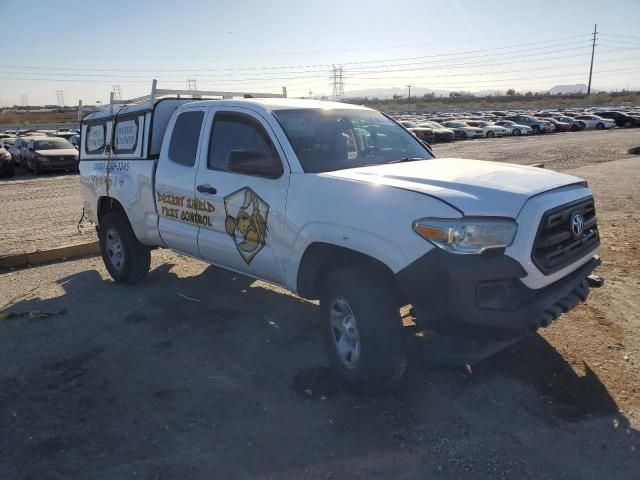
99;212;151;284
532;125;541;134
595;123;604;130
624;121;632;128
571;124;580;131
320;266;406;395
513;128;521;136
487;131;495;138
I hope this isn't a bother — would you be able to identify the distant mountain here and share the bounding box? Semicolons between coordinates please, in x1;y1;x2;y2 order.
548;84;588;94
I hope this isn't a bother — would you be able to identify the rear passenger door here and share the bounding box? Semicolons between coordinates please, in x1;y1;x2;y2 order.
155;107;207;257
194;107;290;285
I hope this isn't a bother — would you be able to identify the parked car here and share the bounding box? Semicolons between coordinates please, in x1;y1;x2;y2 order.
0;133;16;140
573;115;616;130
23;137;79;174
465;120;508;138
79;85;601;393
52;131;78;140
494;120;533;136
503;115;554;134
398;121;435;144
0;136;18;149
0;145;14;177
417;121;455;142
10;136;44;166
543;117;572;133
553;116;586;131
440;121;484;139
593;111;640;128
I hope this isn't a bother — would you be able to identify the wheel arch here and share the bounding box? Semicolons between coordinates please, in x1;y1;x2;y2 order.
296;242;406;302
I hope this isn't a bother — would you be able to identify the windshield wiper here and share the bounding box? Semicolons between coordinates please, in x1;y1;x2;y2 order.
387;157;426;164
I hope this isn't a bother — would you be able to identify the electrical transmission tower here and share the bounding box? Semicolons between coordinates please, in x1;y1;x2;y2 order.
587;23;598;95
112;85;122;101
331;65;344;101
186;78;199;91
56;90;65;107
20;94;28;106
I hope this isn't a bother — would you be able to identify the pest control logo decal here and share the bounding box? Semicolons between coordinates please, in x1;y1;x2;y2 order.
224;188;269;264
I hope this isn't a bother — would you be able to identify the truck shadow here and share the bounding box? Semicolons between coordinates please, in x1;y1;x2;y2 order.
1;260;637;479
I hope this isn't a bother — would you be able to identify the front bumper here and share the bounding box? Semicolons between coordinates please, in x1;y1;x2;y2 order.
396;248;599;352
37;159;79;171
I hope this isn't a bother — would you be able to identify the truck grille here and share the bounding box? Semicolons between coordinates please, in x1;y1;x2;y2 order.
532;197;599;275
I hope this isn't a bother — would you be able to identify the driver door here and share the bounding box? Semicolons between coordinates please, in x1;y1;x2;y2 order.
194;107;290;285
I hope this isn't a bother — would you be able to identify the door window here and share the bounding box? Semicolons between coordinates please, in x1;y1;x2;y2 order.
168;110;204;167
208;112;283;179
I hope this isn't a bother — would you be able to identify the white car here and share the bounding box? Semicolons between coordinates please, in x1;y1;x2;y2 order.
440;121;484;139
78;81;601;394
574;115;616;130
494;120;533;136
466;120;508;138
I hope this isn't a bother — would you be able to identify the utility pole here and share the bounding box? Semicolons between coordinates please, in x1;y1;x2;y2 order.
20;94;28;107
587;23;598;95
56;90;65;107
186;79;198;91
331;65;345;101
407;85;412;101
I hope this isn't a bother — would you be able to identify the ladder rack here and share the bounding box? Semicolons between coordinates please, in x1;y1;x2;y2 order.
79;79;288;121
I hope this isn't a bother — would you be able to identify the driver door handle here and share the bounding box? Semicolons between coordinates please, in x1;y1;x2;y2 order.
197;184;217;195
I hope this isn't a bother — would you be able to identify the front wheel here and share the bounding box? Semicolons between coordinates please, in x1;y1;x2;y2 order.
513;128;521;136
532;125;541;134
486;131;495;138
595;123;604;130
320;266;406;395
99;212;151;284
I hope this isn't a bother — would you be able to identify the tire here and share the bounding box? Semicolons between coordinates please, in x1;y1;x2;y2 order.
513;128;521;136
33;160;41;175
320;265;406;395
7;164;15;177
461;132;468;140
571;124;579;131
487;131;495;138
624;121;632;128
99;212;151;284
532;125;540;134
595;123;604;130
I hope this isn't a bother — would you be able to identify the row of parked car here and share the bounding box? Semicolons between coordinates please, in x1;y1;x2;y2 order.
0;128;80;177
393;106;640;143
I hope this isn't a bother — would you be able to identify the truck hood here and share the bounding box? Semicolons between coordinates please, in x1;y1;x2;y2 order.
324;158;585;217
35;148;78;157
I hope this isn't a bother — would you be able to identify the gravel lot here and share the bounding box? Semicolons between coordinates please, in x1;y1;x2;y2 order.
0;128;638;258
0;129;639;479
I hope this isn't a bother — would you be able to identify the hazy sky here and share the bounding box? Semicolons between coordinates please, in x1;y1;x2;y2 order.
2;0;639;106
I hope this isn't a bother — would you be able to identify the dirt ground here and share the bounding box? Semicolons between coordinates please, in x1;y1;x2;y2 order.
0;130;639;479
1;128;638;258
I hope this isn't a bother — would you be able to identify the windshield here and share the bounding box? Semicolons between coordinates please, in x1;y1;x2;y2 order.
273;108;433;173
445;121;467;127
34;138;73;150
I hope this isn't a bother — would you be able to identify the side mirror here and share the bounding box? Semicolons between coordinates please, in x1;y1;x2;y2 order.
227;149;282;178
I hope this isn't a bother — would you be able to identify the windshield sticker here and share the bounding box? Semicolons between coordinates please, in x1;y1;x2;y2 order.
224;188;269;265
156;192;215;228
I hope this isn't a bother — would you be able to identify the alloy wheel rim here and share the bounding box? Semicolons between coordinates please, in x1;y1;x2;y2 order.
329;296;360;370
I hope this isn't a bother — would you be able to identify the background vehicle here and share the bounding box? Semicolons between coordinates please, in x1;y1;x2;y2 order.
503;115;554;134
466;120;507;138
593;111;640;128
399;121;435;143
78;82;601;394
417;121;455;142
494;120;532;136
0;145;14;177
553;116;585;131
24;137;79;174
68;134;80;149
574;115;616;130
440;120;483;139
10;136;44;167
543;117;572;132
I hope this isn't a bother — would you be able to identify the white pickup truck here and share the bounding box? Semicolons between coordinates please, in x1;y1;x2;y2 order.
79;82;600;393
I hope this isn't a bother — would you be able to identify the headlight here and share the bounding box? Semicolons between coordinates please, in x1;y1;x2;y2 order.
412;218;517;254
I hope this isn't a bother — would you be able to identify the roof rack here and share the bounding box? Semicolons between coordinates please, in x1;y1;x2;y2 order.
79;79;287;122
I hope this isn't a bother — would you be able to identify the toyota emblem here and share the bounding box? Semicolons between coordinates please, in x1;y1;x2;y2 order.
570;213;585;238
